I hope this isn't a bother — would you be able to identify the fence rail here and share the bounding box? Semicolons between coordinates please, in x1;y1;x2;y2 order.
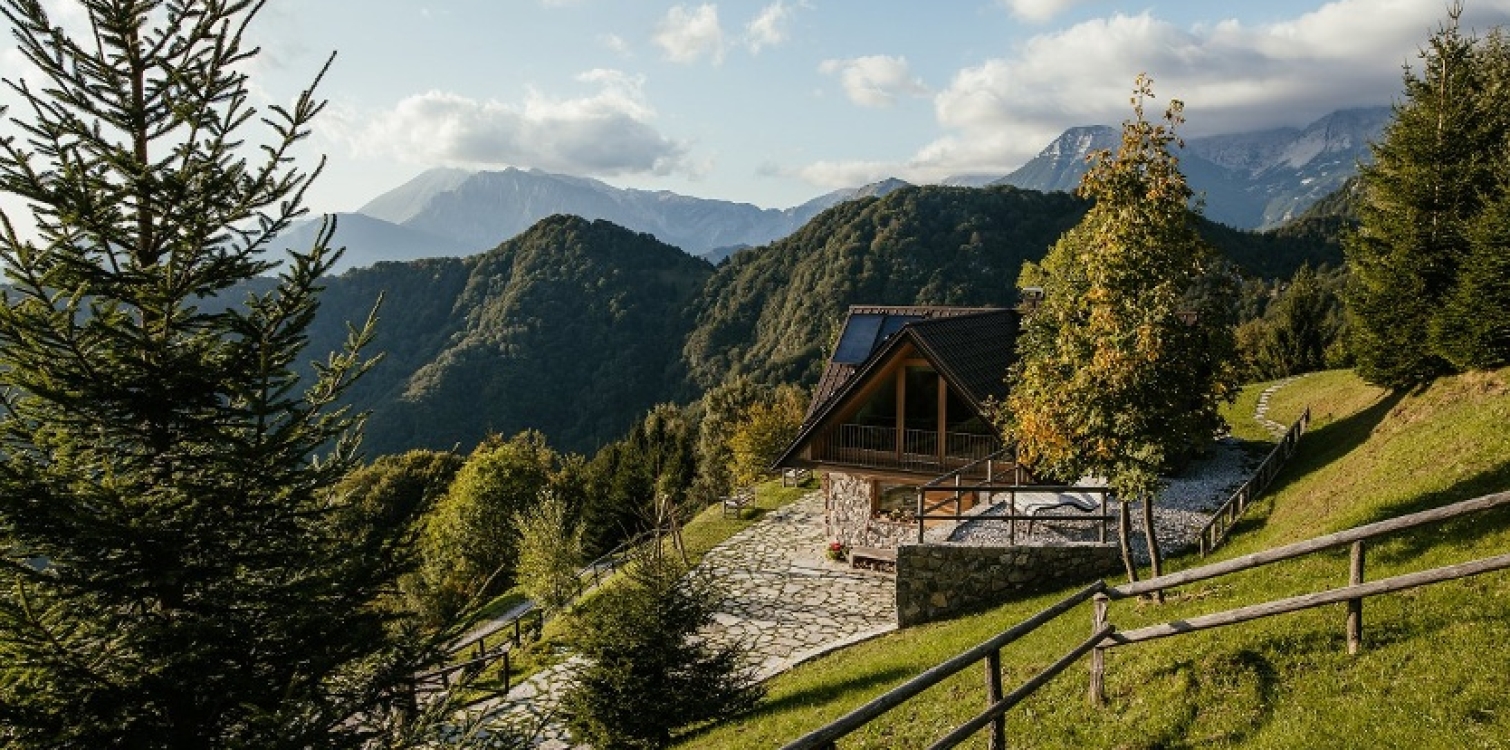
1198;407;1310;555
423;527;658;701
778;582;1107;750
781;490;1510;749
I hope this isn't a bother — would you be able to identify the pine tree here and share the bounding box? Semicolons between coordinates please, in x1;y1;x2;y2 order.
1345;5;1507;388
998;75;1236;582
0;1;432;746
1435;188;1510;369
1431;28;1510;371
562;550;762;749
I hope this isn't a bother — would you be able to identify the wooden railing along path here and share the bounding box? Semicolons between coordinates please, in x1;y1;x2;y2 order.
780;490;1510;750
1197;407;1310;555
417;528;654;698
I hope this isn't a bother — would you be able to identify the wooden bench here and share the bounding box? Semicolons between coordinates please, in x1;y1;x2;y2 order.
782;467;812;486
848;545;897;572
722;487;756;518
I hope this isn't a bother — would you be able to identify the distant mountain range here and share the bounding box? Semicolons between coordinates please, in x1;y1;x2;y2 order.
993;107;1389;229
294;107;1386;276
293;169;912;273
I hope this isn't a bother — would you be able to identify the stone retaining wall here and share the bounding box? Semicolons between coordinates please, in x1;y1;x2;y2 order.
824;471;913;548
895;543;1122;627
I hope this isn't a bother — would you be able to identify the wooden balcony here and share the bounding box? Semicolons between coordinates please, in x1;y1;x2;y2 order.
813;423;1003;476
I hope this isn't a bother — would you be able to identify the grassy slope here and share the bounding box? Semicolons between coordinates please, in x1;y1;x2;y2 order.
678;368;1510;749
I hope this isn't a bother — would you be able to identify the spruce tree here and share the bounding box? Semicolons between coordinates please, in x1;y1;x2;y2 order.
0;1;432;746
1345;6;1507;388
1431;29;1510;371
998;76;1236;582
562;549;762;749
1435;188;1510;369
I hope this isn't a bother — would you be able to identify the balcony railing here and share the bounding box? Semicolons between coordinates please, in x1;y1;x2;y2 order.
818;423;1001;474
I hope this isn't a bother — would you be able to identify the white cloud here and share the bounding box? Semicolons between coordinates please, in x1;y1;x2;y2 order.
654;4;725;64
1001;0;1096;23
600;32;632;56
337;70;688;177
797;0;1510;186
792;159;901;190
818;55;930;108
746;1;793;53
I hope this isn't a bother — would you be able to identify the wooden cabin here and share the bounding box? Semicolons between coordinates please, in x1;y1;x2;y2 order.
773;306;1025;549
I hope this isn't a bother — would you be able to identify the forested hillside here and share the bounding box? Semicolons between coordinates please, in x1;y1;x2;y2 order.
683;185;1089;389
684;184;1343;392
304;185;1346;457
310;215;713;455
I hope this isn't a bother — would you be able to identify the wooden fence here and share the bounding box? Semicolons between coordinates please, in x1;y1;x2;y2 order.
914;450;1115;545
418;528;655;701
779;490;1510;750
1197;407;1310;555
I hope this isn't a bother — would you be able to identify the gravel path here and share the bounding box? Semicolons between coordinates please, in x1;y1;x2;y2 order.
940;377;1301;560
938;436;1262;561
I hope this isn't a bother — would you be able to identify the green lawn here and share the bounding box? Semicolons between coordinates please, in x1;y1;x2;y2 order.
677;368;1510;749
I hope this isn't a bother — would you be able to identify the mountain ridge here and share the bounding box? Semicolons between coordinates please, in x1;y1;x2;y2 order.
315;107;1383;274
995;107;1389;229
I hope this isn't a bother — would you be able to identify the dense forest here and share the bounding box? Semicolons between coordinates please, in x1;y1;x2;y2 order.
307;215;712;456
303;183;1347;457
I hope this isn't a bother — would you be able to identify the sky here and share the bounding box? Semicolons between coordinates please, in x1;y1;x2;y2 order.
7;0;1510;216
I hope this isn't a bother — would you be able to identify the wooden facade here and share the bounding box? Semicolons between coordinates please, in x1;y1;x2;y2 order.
775;306;1021;534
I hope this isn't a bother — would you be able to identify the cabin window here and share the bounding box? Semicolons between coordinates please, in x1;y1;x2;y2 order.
903;366;939;433
946;386;991;434
851;378;897;428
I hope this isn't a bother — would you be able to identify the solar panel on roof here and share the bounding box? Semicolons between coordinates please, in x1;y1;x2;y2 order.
832;313;926;365
877;314;919;341
832;314;884;364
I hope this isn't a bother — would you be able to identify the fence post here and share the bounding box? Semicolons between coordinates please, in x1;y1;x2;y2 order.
1009;489;1017;546
1347;540;1365;654
1099;493;1108;545
1089;592;1109;706
1117;500;1136;583
986;648;1005;750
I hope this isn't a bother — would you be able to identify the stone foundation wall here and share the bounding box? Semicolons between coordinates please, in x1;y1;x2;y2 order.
895;544;1122;627
824;471;914;549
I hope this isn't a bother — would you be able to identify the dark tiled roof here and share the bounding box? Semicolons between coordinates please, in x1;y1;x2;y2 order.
906;310;1019;412
805;305;1002;419
778;305;1019;468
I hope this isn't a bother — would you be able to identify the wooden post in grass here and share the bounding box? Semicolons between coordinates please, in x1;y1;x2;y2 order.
1118;500;1139;584
1347;541;1365;654
1089;593;1109;706
986;648;1006;750
503;650;511;695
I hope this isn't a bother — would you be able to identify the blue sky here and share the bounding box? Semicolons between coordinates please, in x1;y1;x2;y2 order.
9;1;1510;215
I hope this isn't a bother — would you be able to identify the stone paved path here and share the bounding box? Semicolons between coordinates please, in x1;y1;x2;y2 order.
698;490;897;680
480;490;896;747
1255;374;1308;437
